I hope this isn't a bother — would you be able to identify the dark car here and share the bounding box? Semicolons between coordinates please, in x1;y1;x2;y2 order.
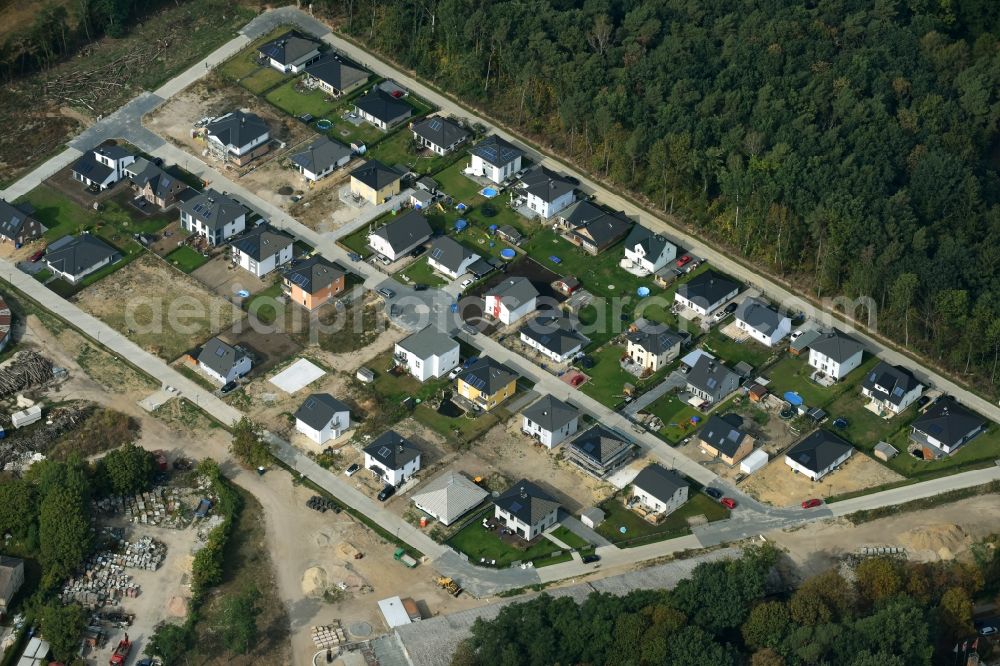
724;302;738;314
916;395;931;409
410;246;426;258
582;554;601;564
413;283;428;291
348;252;362;262
704;487;722;499
220;381;238;394
579;356;596;369
377;484;396;502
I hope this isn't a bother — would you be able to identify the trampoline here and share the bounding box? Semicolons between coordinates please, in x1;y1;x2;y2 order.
783;391;804;406
454;219;469;231
480;187;499;198
315;118;332;130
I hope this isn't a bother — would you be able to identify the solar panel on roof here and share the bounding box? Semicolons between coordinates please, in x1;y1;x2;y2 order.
378;446;391;458
306;398;315;409
509;500;523;513
215;346;226;357
892;386;905;397
431;248;444;258
429;119;442;131
706;378;718;389
470;377;487;391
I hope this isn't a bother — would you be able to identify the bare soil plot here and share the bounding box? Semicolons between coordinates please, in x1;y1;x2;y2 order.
223;321;303;377
190;255;270;299
741;451;904;507
73;253;241;361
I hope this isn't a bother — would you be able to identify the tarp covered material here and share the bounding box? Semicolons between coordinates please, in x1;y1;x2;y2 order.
740;448;769;474
378;596;412;628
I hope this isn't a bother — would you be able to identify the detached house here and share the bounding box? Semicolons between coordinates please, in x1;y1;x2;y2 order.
411;471;488;526
698;414;754;466
456;356;518;411
784;429;853;481
304;54;370;96
350;160;401;205
231;223;294;277
626;319;683;372
44;234;120;284
808;329;864;381
521;395;580;448
282;256;345;310
368;209;432;261
686;354;740;405
203;112;270;166
364;430;421;486
197;337;252;385
427;236;480;279
734;297;791;347
468;134;523;184
124;158;188;209
291;137;352;181
518;166;575;218
484;277;538;325
295;393;351;445
674;270;740;317
71;145;135;190
861;361;923;418
179;189;247;245
493;480;560;541
411;116;470;155
568;425;636;478
0;199;45;245
557;200;633;255
909;396;986;458
354;88;412;130
258;30;321;73
394;326;459;382
622;225;676;275
519;314;588;363
631;464;688;516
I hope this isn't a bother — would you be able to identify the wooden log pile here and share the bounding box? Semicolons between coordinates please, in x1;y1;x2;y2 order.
0;351;54;399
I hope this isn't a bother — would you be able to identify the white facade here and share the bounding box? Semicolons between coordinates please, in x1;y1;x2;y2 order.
525;189;575;219
296;409;351;446
181;210;246;246
298;155;350;181
519;331;582;363
368;231;426;262
808;347;863;381
484;294;536;326
493;504;556;541
470;154;522;184
623;240;676;275
862;382;922;416
736;315;792;347
234;243;292;277
632;484;688;516
200;355;252;385
784;447;853;481
208;130;269;159
74;151;136;190
521;414;579;448
48;254;113;284
428;253;479;280
268;51;320;74
394;341;459;382
364;451;421;486
673;287;738;317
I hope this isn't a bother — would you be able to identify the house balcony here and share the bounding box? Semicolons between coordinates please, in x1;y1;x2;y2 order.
809;369;837;387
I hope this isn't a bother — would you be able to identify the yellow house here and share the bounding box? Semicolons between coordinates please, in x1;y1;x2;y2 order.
350;159;401;205
456;356;518;411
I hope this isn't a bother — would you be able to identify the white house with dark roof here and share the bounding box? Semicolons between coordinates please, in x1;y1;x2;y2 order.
784;429;853;480
427;236;480;279
179;189;247;245
230;223;294;277
484;277;538;325
354;88;412;130
468;134;523;184
631;464;688;516
411;471;488;525
557;200;634;255
519;314;588;363
808;329;864;380
517;166;575;218
734;297;792;347
861;361;923;418
521;395;580;448
0;199;45;245
568;425;635;478
493;479;560;540
686;354;740;405
626;319;683;372
674;269;741;317
294;393;351;445
203;112;269;165
197;337;252;385
71;145;135;191
368;209;433;261
909;396;986;458
304;54;370;96
290;137;352;181
411;116;470;155
363;430;421;486
44;234;120;284
258;30;321;73
622;225;676;275
394;326;459;382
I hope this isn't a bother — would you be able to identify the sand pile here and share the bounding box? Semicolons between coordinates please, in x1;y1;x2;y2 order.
337;542;360;560
899;523;968;559
302;566;329;598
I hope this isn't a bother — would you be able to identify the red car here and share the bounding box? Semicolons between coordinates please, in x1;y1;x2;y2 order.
720;497;736;509
28;249;44;262
801;498;823;509
676;254;692;268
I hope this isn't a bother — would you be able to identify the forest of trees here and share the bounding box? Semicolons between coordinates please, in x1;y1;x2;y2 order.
317;0;1000;394
452;546;1000;665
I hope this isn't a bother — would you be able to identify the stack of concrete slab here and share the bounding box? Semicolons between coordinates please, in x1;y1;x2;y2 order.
311;621;346;649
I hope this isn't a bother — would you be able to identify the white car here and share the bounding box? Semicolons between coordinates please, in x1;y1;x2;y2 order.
790;330;803;343
713;309;728;322
460;278;473;288
448;366;463;379
980;626;998;637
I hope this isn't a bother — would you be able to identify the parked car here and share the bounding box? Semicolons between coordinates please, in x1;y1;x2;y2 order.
581;554;601;564
461;323;478;336
344;463;360;477
377;484;396;502
916;395;931;409
789;330;804;343
713;309;729;322
724;302;738;314
676;254;692;268
704;487;722;499
720;497;737;509
801;498;823;509
460;277;474;288
448;366;463;379
377;287;395;299
347;252;362;262
378;255;391;266
413;283;428;291
28;249;45;262
220;381;238;394
410;246;426;258
979;626;998;637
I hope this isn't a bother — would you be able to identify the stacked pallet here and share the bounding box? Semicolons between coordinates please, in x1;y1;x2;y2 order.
311;621;346;649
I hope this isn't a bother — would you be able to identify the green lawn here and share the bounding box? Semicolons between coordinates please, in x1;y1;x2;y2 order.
434;160;486;202
265;77;339;118
765;355;843;407
394;256;449;287
647;393;703;443
164;245;209;273
32;268;52;283
883;424;1000;479
217;26;292;82
325;113;388;149
338;226;372;257
243;283;284;324
550;525;590;549
447;511;563;567
240;66;288;94
578;345;668;409
18;185;172;243
367;351;448;404
369;129;462;175
702;328;778;369
414;403;507;448
596;494;729;547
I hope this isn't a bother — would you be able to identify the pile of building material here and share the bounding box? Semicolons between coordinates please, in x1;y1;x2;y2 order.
119;536;166;571
0;403;86;471
311;621;346;649
59;537;167;608
92;487;193;529
0;351;55;399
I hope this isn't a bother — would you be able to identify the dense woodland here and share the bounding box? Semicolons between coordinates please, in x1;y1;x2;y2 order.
451;545;1000;665
316;0;1000;394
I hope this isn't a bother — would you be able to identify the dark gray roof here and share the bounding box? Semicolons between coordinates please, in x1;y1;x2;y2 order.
561;200;633;248
699;414;751;458
45;234;118;275
687;355;739;396
304;54;369;91
677;270;740;310
912;397;986;449
232;223;293;261
862;361;922;407
519;166;574;203
810;329;864;363
94;145;131;160
624;224;672;258
411;116;469;148
631;463;688;504
496;224;523;244
786;430;852;473
734;297;788;336
470;134;523;167
290;137;351;174
179;189;246;230
397;326;458;359
428;236;477;273
351;160;400;190
126;159;185;200
457;356;518;395
295;393;350;430
522;395;579;432
495;479;559;525
282;255;343;294
258;30;320;65
627;318;682;355
71;151;113;182
486;277;538;310
370;209;432;253
570;425;631;464
354;89;412;125
519;315;588;356
205;112;269;149
197;337;247;376
364;430;420;469
0;199;44;242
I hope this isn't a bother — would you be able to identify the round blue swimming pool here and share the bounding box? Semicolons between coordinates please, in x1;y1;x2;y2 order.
480;187;499;198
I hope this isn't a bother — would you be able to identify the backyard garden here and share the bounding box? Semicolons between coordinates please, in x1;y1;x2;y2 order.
596;493;729;547
446;510;569;567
